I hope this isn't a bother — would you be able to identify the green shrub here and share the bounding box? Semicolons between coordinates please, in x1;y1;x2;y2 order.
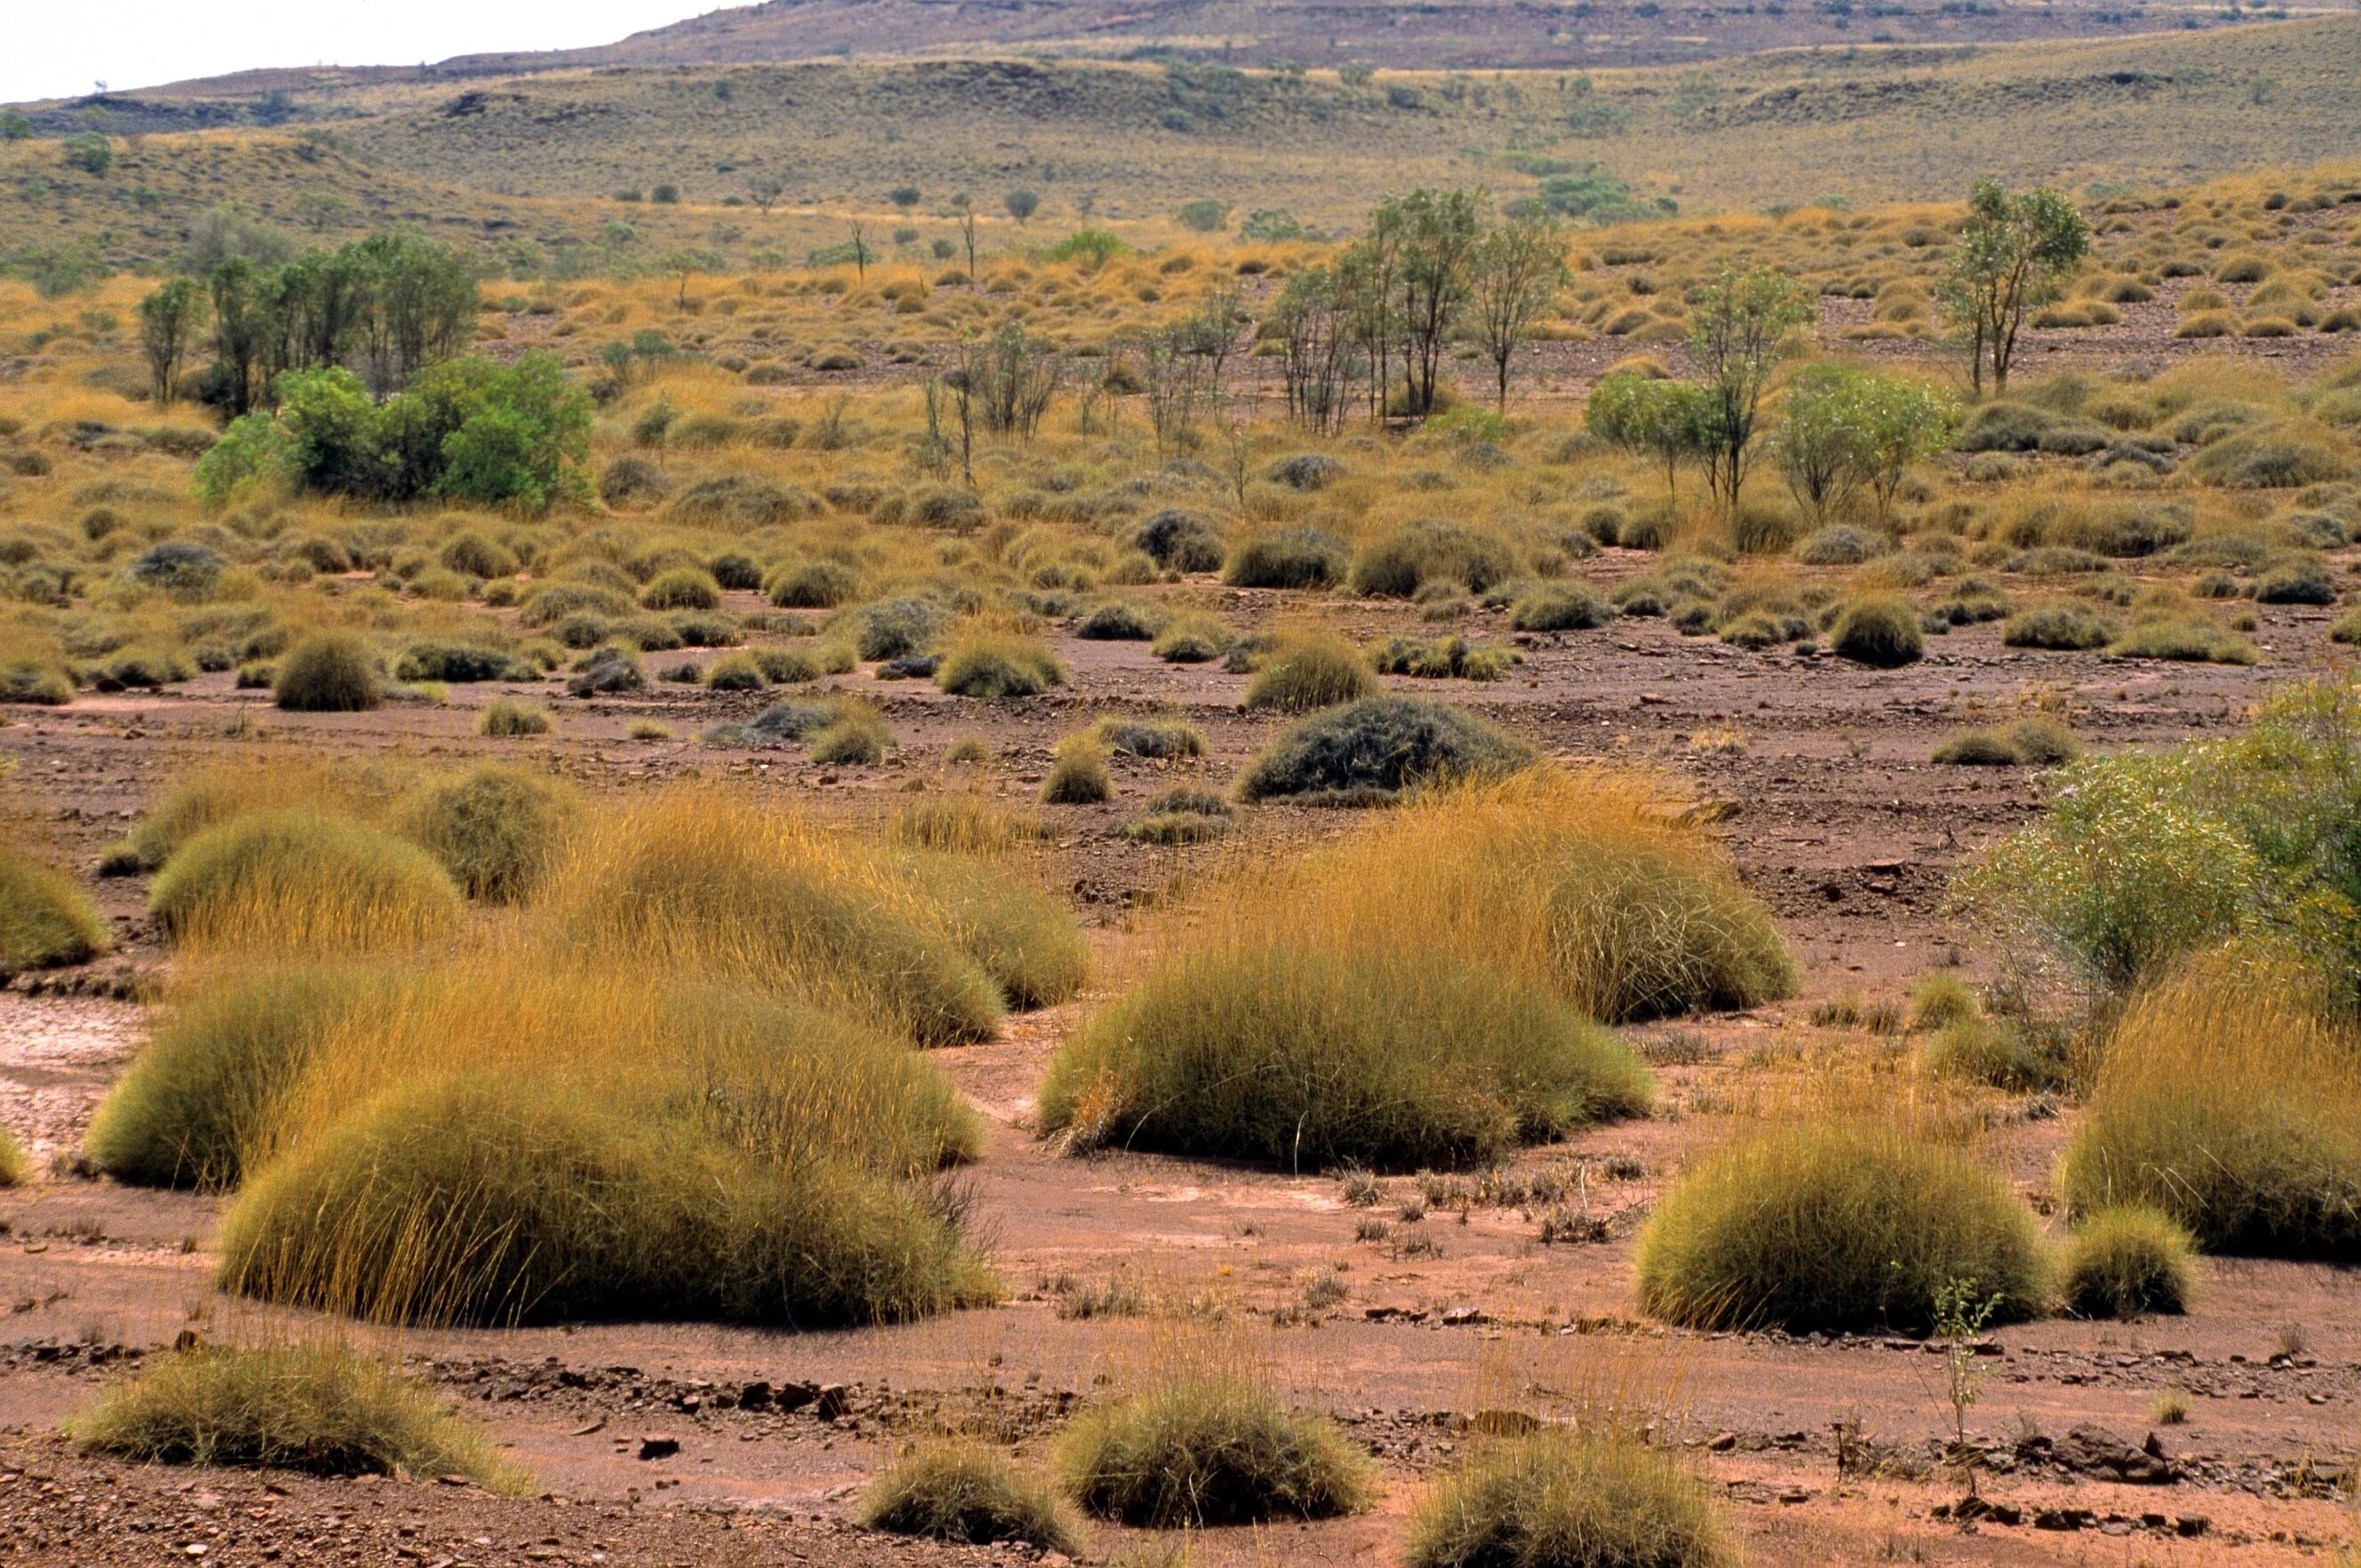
859;1441;1081;1553
1829;595;1922;667
395;764;579;904
2060;1206;2196;1319
70;1341;521;1488
149;811;462;949
1238;696;1533;801
1351;519;1519;597
1406;1430;1737;1568
1055;1377;1374;1526
85;966;391;1189
937;634;1067;698
1635;1118;2048;1333
1041;736;1113;805
1240;633;1378;712
479;696;552;737
1041;943;1649;1170
0;846;108;969
273;633;379;712
1224;528;1347;589
1509;582;1615;632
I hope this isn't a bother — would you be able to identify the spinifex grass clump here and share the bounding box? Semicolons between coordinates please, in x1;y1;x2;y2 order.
1239;631;1378;713
2060;1205;2197;1319
273;632;380;712
1407;1429;1738;1568
1041;942;1648;1171
2061;955;2361;1257
885;845;1088;1010
394;763;580;903
1056;1373;1373;1527
859;1440;1082;1553
1635;1110;2048;1333
0;844;107;969
543;787;1005;1047
111;760;363;873
70;1340;522;1489
148;810;462;951
1237;695;1531;801
216;975;990;1326
84;964;395;1190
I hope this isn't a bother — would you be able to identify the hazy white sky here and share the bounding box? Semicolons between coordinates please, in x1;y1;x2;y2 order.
5;1;716;104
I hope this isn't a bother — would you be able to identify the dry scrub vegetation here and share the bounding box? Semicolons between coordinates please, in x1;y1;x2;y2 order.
5;119;2361;1564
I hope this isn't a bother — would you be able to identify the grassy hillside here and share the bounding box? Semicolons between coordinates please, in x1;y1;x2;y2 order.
4;16;2357;279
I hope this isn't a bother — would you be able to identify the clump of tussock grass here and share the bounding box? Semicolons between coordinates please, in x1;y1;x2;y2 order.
1152;612;1233;663
539;787;1002;1047
1040;735;1113;805
1406;1429;1737;1568
2061;1206;2197;1320
112;762;363;874
1828;594;1923;667
1509;581;1615;632
936;633;1068;698
859;1440;1082;1553
1368;634;1516;681
1636;1108;2048;1333
1041;941;1647;1171
810;702;894;764
216;975;989;1326
883;846;1088;1010
2003;601;2115;649
478;696;552;737
394;763;579;904
85;964;394;1190
2062;954;2361;1257
0;844;108;969
70;1340;522;1489
1237;695;1531;801
148;811;461;951
272;632;380;712
1921;1017;2069;1093
1240;631;1379;712
1351;518;1519;597
1056;1373;1373;1527
1224;528;1347;590
0;1129;25;1187
1931;717;2078;768
1092;715;1206;760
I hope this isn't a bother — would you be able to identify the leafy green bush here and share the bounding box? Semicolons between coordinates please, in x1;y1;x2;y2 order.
273;632;379;712
1238;696;1532;801
1041;943;1648;1170
0;846;108;970
859;1441;1081;1553
1055;1377;1374;1526
71;1341;520;1488
1636;1117;2048;1333
1407;1430;1737;1568
2060;1206;2196;1319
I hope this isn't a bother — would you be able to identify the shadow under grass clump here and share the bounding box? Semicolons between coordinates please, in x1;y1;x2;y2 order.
148;810;462;950
0;845;108;970
70;1341;524;1490
1055;1377;1373;1527
859;1440;1082;1553
1237;696;1533;802
1040;943;1650;1171
1635;1118;2048;1333
1406;1429;1738;1568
